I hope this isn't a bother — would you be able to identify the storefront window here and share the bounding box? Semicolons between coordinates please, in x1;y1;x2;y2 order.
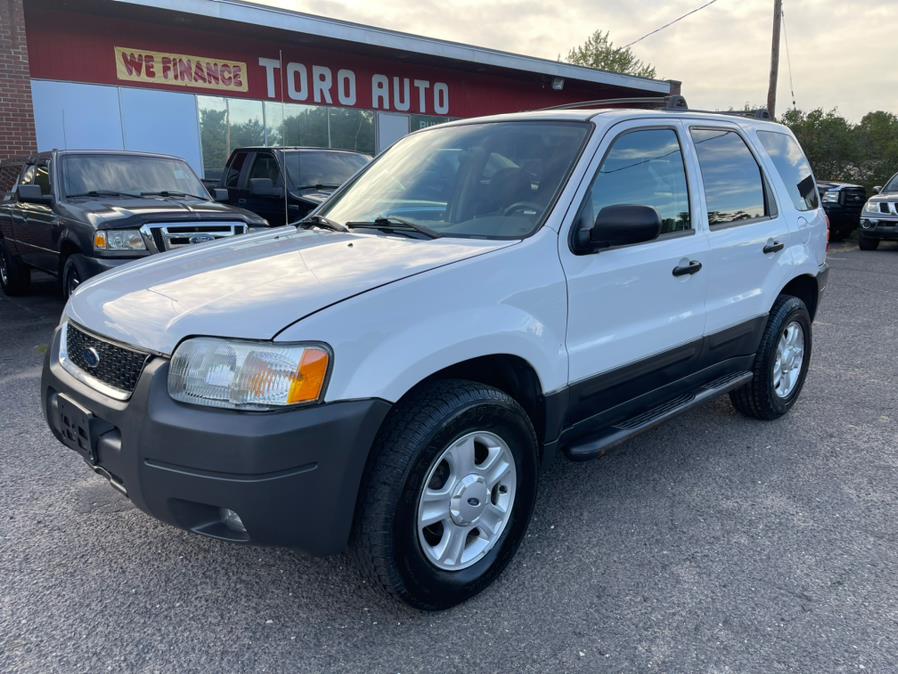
198;97;377;178
228;98;265;148
410;115;450;132
197;96;228;179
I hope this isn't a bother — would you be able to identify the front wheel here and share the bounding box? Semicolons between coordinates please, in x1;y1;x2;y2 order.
730;295;812;420
858;235;879;251
352;379;538;610
61;254;91;299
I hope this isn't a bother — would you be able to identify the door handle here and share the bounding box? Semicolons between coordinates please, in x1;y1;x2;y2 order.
237;198;247;204
672;260;702;277
763;240;785;254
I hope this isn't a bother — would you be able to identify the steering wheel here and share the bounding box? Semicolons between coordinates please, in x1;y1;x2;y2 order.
502;201;543;217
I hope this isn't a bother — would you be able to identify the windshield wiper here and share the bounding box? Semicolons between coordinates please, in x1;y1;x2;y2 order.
344;216;441;239
66;190;142;199
141;190;208;200
296;213;349;232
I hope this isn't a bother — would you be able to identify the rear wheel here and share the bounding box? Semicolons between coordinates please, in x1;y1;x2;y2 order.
0;239;30;296
352;379;538;610
858;235;879;251
730;295;812;420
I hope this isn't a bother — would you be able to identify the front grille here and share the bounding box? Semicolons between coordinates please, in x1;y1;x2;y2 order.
140;222;247;252
65;324;150;395
880;203;890;214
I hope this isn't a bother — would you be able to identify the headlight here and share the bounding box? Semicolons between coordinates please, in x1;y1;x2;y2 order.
95;229;146;251
822;191;839;203
863;200;881;214
168;337;330;410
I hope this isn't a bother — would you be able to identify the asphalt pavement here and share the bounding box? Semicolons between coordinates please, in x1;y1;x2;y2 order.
1;243;897;672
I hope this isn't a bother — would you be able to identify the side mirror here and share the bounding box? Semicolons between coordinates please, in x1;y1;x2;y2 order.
873;185;882;194
212;187;229;202
18;184;52;204
249;178;283;197
577;204;662;253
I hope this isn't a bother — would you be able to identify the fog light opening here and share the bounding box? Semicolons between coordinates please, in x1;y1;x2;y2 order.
220;507;247;534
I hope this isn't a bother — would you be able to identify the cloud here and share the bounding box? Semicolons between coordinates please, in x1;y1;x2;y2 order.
260;0;898;121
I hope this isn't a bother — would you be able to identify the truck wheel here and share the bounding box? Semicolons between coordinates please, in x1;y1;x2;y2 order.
0;239;30;296
352;379;538;610
730;295;812;420
61;254;91;299
858;235;879;251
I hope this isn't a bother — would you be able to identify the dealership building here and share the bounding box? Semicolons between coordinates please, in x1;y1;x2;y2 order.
0;0;680;179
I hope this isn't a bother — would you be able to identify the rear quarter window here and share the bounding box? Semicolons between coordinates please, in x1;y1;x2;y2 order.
757;131;819;211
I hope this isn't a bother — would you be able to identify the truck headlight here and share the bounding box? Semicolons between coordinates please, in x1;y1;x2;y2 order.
95;229;146;251
821;191;839;203
863;200;881;214
168;338;330;410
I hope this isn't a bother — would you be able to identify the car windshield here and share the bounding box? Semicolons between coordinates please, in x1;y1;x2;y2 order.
883;173;898;193
284;151;370;190
320;121;590;239
62;154;209;199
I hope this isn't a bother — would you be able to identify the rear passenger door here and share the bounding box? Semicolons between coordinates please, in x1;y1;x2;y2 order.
560;122;710;426
685;124;793;345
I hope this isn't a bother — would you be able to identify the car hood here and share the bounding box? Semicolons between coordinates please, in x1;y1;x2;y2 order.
65;227;515;354
59;197;265;228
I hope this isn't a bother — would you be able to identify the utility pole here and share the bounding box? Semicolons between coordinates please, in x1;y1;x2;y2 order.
767;0;782;119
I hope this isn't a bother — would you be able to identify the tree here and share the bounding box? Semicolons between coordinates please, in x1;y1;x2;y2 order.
565;30;657;79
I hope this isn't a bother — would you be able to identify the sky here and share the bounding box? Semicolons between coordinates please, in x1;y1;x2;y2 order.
256;0;898;122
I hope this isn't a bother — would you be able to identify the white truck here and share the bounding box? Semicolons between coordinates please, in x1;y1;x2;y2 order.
42;98;828;609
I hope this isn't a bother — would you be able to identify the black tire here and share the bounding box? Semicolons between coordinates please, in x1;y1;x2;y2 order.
352;379;539;610
0;238;30;296
858;235;879;251
61;254;91;299
730;295;812;420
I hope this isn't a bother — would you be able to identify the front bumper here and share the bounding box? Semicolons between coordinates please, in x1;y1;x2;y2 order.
81;255;142;278
41;326;391;554
860;217;898;240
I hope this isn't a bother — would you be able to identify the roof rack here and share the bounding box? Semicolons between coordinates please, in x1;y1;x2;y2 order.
713;108;772;120
541;95;689;111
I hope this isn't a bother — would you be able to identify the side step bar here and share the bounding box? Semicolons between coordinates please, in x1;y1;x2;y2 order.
564;371;753;462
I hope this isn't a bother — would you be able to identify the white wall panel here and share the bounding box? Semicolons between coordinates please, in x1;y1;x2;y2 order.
119;88;202;174
31;80;124;151
376;112;409;153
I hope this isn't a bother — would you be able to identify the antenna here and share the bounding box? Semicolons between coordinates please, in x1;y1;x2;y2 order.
279;49;289;225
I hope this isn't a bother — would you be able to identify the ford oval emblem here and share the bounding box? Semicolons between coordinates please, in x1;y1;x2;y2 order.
189;233;215;244
82;347;101;369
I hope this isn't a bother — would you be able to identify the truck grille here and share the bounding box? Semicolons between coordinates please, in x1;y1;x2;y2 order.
139;222;247;252
879;203;891;214
64;323;150;396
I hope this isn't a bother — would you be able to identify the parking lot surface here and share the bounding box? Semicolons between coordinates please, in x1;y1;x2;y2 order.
1;244;897;672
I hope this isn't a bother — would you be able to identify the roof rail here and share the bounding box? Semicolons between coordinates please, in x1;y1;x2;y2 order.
541;95;689;111
717;108;771;120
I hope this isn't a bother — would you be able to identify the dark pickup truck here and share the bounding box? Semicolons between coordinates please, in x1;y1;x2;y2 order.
817;180;866;241
218;147;370;226
0;150;267;298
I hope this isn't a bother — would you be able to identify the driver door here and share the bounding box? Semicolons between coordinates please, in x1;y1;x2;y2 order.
559;122;709;425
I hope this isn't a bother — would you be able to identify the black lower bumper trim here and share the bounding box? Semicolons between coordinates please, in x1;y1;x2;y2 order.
42;325;391;554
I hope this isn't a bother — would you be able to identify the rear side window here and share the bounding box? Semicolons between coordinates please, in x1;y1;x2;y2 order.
690;128;767;227
581;128;692;236
757;131;818;211
224;152;248;188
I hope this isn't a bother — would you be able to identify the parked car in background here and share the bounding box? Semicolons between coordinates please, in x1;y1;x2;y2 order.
817;181;866;241
0;150;267;298
218;147;371;226
858;172;898;250
42;101;827;609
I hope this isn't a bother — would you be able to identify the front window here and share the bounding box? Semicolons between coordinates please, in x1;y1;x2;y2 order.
61;154;209;199
883;173;898;193
284;151;370;190
321;121;590;239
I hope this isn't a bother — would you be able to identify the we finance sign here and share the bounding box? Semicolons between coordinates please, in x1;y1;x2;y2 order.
114;46;450;115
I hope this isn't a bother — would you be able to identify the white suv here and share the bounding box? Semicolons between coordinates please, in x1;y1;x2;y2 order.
42;99;828;609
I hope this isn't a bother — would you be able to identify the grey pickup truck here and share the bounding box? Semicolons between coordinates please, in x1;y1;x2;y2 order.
0;150;267;298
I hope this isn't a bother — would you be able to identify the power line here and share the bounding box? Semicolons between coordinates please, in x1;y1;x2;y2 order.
781;4;797;107
622;0;722;49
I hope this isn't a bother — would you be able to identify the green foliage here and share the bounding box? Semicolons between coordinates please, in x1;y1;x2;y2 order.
780;108;898;192
565;30;657;79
